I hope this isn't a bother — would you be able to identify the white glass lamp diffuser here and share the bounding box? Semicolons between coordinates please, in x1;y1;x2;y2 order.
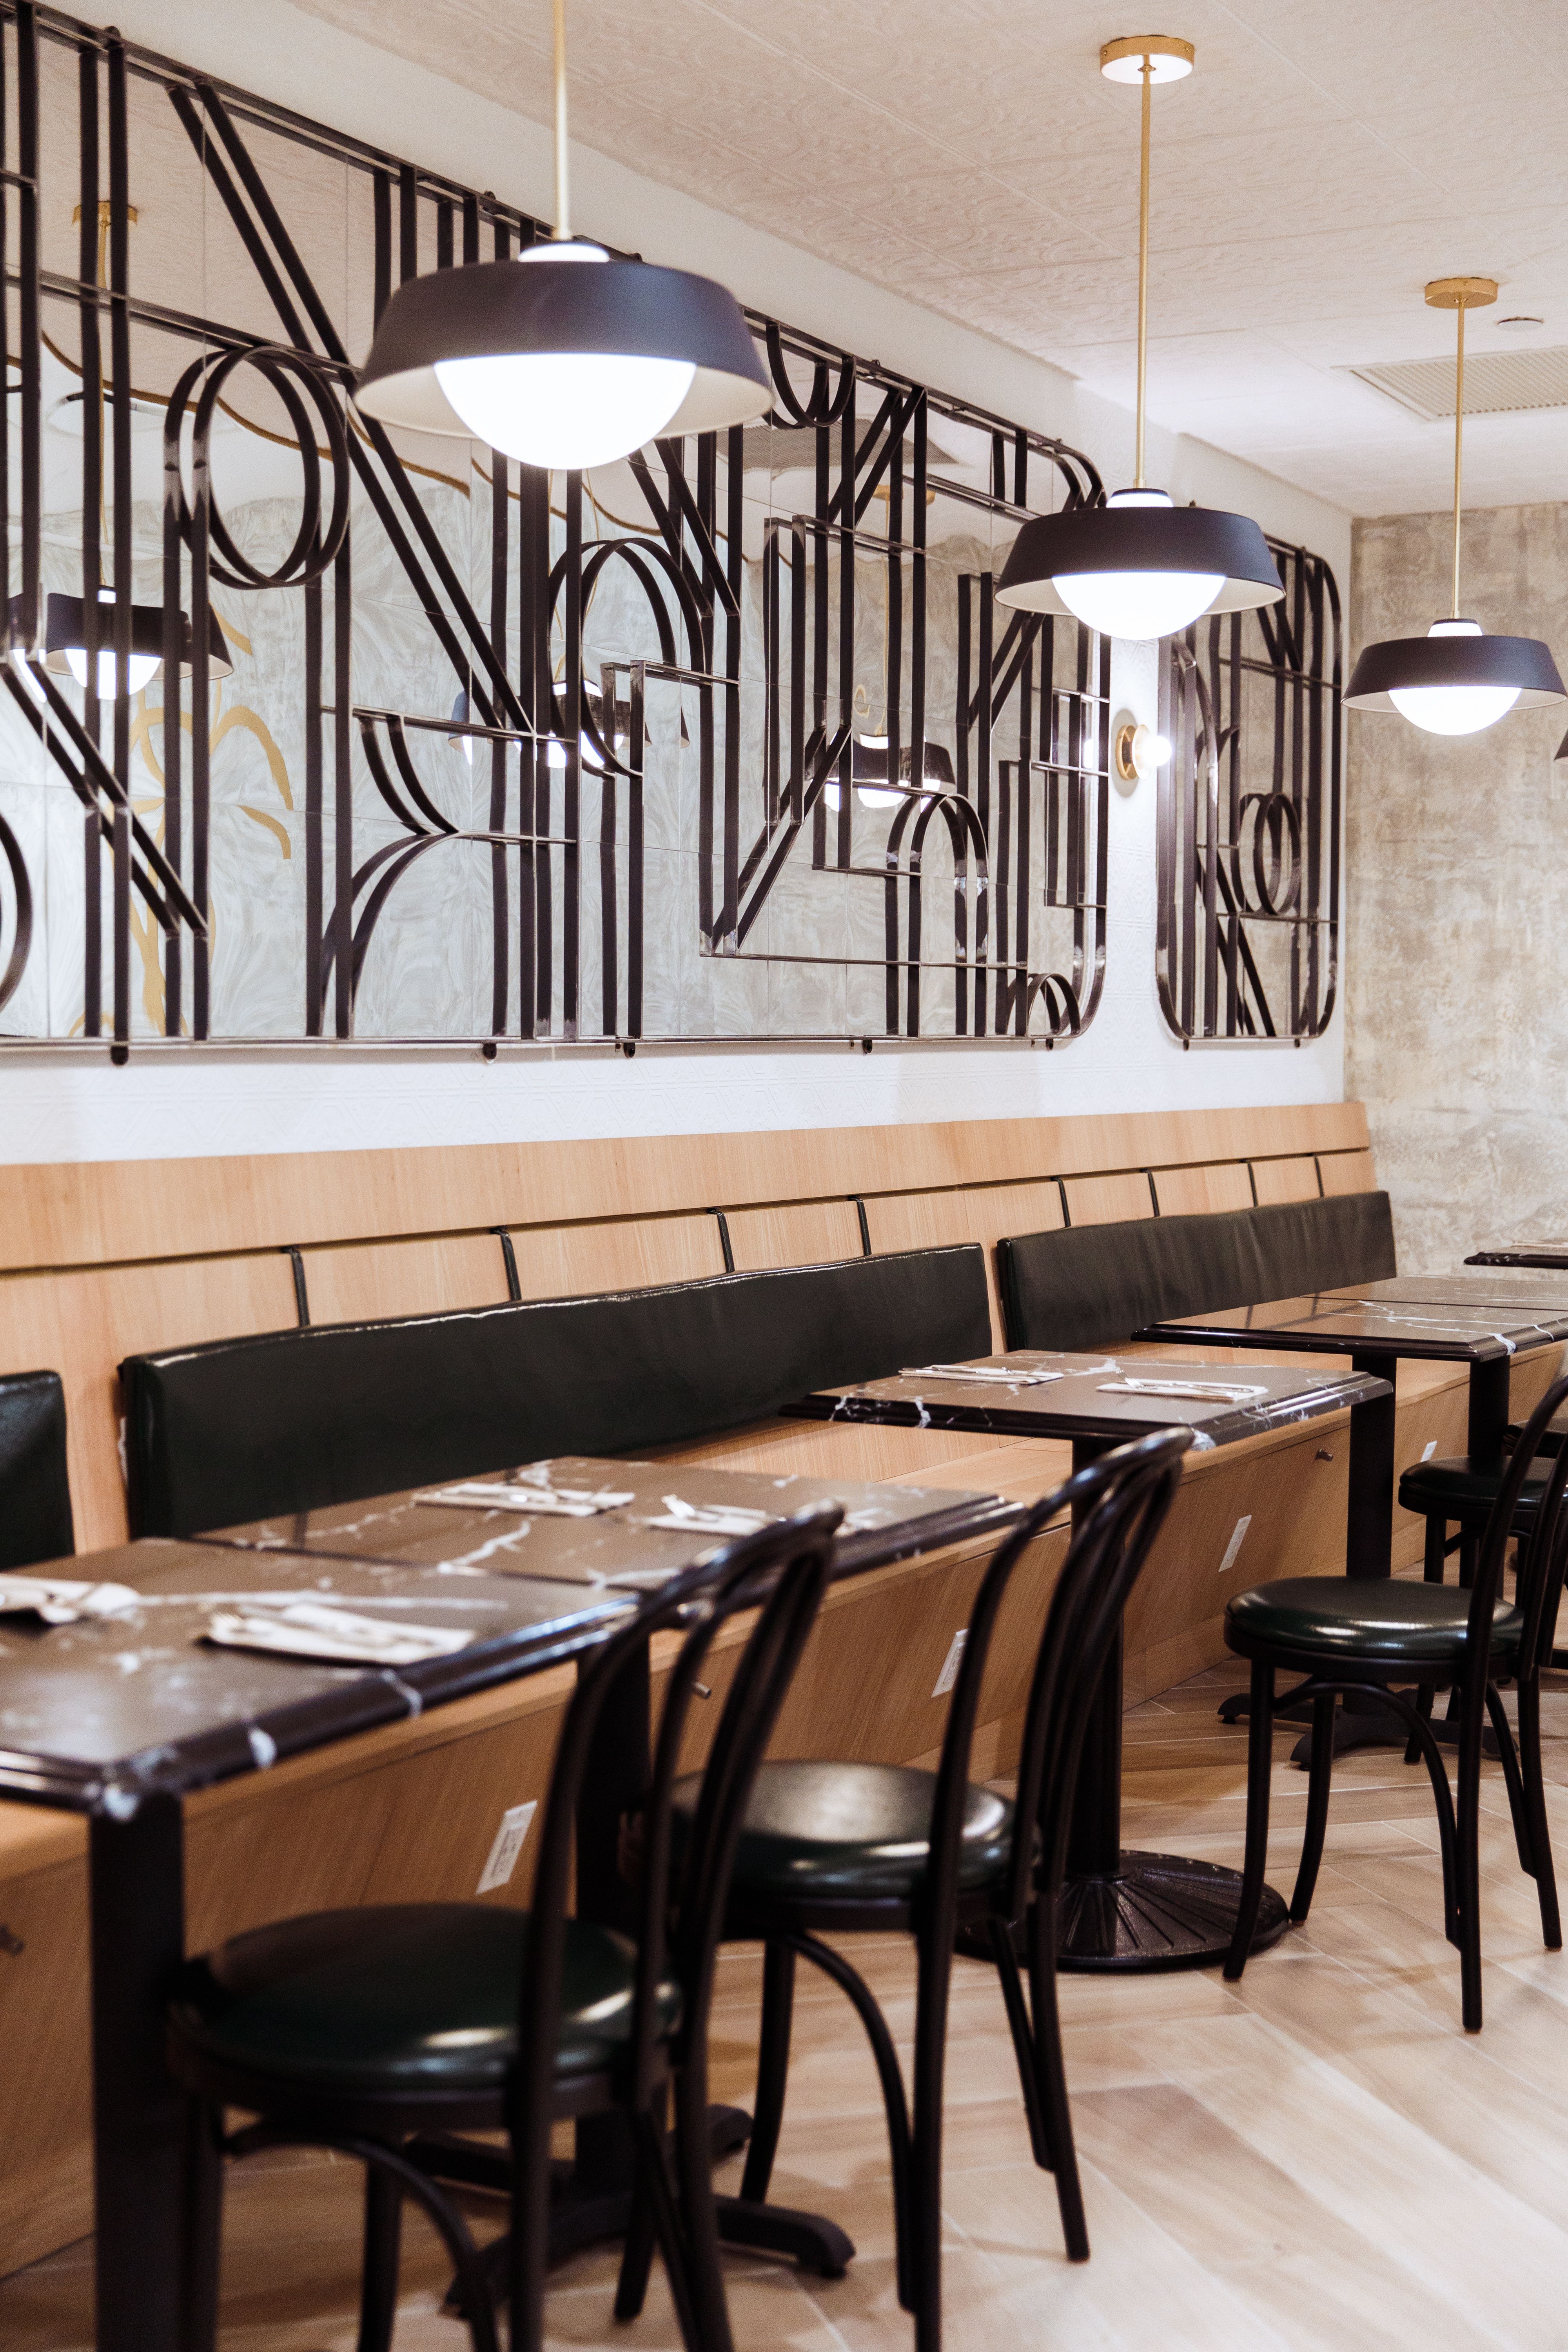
356;2;770;470
1346;278;1566;736
997;36;1281;642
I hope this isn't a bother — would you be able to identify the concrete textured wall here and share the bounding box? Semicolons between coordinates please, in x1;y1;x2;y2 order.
1348;501;1568;1271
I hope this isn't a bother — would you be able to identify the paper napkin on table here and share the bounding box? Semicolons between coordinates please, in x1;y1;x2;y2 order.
1095;1378;1270;1405
203;1600;474;1666
417;1480;635;1518
638;1494;783;1539
900;1362;1066;1387
0;1573;141;1624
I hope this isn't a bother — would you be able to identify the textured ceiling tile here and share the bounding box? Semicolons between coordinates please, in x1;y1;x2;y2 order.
287;0;1566;515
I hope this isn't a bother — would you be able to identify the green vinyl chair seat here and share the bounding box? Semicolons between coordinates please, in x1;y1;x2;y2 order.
169;1904;681;2096
671;1760;1014;1902
1398;1454;1546;1523
1225;1576;1523;1669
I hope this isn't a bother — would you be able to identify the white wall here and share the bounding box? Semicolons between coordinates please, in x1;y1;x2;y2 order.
2;0;1351;1166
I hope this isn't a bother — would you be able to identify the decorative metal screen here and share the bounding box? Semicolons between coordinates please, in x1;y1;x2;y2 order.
1155;538;1341;1044
0;3;1112;1058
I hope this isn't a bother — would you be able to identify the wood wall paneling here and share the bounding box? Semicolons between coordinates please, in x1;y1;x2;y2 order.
1249;1155;1324;1206
721;1198;864;1272
1150;1162;1255;1217
0;1103;1371;1276
1318;1150;1378;1197
299;1231;513;1327
505;1214;726;1302
863;1179;1065;1344
1061;1169;1158;1227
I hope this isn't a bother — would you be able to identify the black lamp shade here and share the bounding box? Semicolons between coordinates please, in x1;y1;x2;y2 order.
1346;631;1566;712
356;254;771;442
20;593;233;680
996;503;1283;618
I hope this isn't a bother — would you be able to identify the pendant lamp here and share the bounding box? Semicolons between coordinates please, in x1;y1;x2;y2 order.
1345;278;1566;736
996;35;1281;641
20;587;232;694
355;2;770;470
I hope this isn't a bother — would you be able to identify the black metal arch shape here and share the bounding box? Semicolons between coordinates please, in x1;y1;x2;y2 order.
0;809;33;1015
881;787;993;1036
163;345;351;590
762;321;857;430
547;535;706;773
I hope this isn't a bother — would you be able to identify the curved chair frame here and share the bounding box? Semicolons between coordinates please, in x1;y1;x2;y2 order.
168;1504;841;2352
1224;1369;1568;2031
615;1429;1187;2352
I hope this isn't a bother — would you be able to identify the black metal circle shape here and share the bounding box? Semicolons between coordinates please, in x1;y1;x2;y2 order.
356;252;771;443
996;502;1283;620
1345;630;1567;711
165;345;351;593
34;592;232;681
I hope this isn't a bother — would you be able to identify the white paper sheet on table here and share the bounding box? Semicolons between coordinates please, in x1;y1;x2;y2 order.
203;1600;474;1666
417;1481;635;1518
0;1572;141;1623
1095;1379;1270;1405
638;1494;783;1539
899;1363;1066;1387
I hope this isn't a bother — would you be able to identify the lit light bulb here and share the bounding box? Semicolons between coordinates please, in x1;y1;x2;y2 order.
1054;488;1223;641
434;243;694;471
63;588;158;697
1387;619;1521;736
852;735;903;809
65;645;159;697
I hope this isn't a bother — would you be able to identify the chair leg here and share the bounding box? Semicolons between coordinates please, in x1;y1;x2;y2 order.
617;2107;701;2351
791;1932;915;2311
991;1919;1051;2172
1516;1675;1563;1950
358;2164;403;2352
1024;1900;1089;2263
907;1915;960;2352
738;1940;795;2206
613;2108;659;2323
1456;1676;1486;2032
1291;1691;1336;1924
1224;1659;1274;1981
1408;1518;1448;1757
673;2048;737;2352
1483;1681;1533;1872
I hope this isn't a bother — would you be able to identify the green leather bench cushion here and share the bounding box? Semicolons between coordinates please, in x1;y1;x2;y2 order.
1399;1455;1546;1522
121;1244;992;1538
997;1191;1398;1352
671;1759;1013;1901
1225;1576;1522;1667
169;1904;679;2094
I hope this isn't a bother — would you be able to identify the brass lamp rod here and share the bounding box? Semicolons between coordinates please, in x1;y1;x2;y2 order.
1424;276;1497;618
552;0;571;241
1136;59;1150;486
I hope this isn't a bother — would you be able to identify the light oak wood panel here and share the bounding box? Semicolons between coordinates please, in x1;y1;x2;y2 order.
1062;1169;1158;1227
1250;1154;1323;1206
722;1198;864;1271
657;1414;1028;1484
0;1102;1371;1275
504;1213;724;1301
1150;1161;1254;1217
299;1231;512;1326
864;1178;1064;1344
1318;1149;1378;1197
0;1251;300;1552
354;1701;564;1909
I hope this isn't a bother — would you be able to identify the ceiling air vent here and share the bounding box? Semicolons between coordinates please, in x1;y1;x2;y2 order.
1346;346;1568;421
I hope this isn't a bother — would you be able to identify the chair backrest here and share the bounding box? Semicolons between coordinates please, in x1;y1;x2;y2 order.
118;1247;991;1537
919;1428;1188;1940
996;1191;1397;1350
505;1504;840;2352
0;1370;74;1570
1469;1369;1568;1692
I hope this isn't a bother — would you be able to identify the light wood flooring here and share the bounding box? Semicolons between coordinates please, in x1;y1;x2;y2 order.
11;1661;1568;2352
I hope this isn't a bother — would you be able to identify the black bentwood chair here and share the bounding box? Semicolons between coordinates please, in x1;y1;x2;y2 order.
1223;1370;1568;2031
165;1505;842;2352
617;1430;1187;2352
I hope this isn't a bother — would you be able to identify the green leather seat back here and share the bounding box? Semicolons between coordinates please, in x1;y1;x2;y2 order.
997;1191;1397;1351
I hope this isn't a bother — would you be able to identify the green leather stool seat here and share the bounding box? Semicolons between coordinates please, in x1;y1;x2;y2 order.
671;1760;1013;1901
169;1904;680;2096
1398;1454;1546;1522
1226;1577;1523;1669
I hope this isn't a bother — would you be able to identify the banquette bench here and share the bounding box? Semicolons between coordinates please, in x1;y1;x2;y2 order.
0;1100;1553;2272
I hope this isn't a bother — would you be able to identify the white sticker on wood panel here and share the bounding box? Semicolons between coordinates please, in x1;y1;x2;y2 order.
477;1801;537;1894
932;1630;968;1698
1218;1516;1252;1575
